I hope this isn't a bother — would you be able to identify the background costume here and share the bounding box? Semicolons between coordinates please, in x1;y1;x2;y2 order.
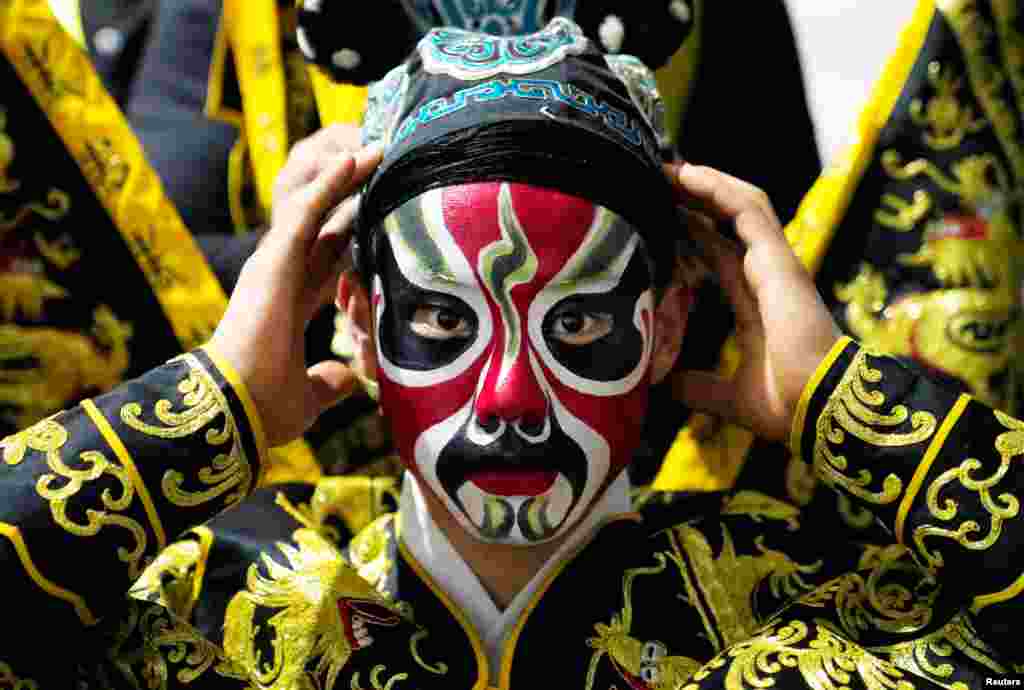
655;0;1024;516
1;14;1023;690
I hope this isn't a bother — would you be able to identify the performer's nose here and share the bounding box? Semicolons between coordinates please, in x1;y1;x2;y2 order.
474;348;548;434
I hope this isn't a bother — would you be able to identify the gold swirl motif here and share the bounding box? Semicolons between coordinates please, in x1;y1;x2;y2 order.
876;190;933;232
874;611;1005;689
120;353;253;510
0;661;38;690
1;414;148;578
813;348;937;505
795;558;936;643
912;408;1023;571
103;600;244;689
681;621;915;690
408;629;448;676
350;665;408;690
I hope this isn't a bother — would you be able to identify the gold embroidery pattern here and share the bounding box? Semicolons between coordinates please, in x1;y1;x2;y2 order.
120;353;254;511
1;413;149;579
0;105;135;428
670;522;823;650
683;621;916;690
720;491;802;531
103;600;245;690
874;611;1005;689
909;61;987;150
813;348;937;506
913;408;1023;571
840;149;1021;412
222;527;407;690
129;539;203;619
941;0;1024;181
0;0;227;350
795;557;937;642
586;553;703;690
0;661;38;690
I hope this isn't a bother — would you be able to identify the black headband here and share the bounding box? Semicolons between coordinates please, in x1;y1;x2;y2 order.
355;19;688;285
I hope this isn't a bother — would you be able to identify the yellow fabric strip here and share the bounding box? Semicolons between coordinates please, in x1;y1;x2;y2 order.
973;570;1024;611
223;0;287;215
788;336;854;460
185;525;214;622
0;522;97;625
0;0;229;353
895;394;971;545
785;0;936;275
309;66;368;125
199;344;270;472
205;11;243;127
82;398;168;551
398;539;490;690
46;0;84;47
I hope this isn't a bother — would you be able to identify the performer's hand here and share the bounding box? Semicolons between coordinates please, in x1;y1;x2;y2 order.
667;163;842;442
208;128;381;446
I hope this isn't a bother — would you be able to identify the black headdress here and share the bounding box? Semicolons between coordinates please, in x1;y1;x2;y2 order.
355;18;686;286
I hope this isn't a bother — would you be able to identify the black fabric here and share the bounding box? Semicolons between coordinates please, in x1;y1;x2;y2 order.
81;0;156;108
127;0;240;237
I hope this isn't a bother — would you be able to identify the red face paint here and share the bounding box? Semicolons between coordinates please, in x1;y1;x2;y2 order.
375;182;655;544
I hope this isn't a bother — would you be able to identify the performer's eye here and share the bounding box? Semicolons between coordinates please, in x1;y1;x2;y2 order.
547;308;613;346
641;641;666;662
410;305;473;340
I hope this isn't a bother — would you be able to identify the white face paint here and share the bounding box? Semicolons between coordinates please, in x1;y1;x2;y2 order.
375;183;655;545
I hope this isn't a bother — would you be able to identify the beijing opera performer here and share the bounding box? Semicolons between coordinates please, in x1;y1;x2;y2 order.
0;19;1019;690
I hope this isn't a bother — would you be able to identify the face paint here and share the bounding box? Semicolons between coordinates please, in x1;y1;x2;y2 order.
374;182;655;545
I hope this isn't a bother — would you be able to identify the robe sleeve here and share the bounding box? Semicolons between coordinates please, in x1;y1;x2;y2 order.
791;336;1024;629
0;345;267;636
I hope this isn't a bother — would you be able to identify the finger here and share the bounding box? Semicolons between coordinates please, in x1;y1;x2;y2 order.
666;163;775;219
305;360;359;417
273;123;364;203
672;370;739;422
273;145;381;258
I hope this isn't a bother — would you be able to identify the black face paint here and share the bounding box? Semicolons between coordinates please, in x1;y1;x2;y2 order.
542;249;651;381
377;236;480;372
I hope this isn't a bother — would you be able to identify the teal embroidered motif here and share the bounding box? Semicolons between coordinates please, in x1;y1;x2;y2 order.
392;77;642;147
417;17;588;80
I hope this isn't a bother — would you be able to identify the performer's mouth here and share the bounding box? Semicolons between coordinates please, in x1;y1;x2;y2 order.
454;470;575;542
465;468;557;496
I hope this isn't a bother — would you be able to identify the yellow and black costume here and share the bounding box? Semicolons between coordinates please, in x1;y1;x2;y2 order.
655;0;1024;515
0;0;226;437
2;334;1022;688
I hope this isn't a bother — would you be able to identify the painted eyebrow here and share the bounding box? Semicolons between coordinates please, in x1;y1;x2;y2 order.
384;198;461;284
550;209;641;290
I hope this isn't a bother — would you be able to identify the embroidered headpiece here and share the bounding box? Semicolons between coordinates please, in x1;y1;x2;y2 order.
354;18;686;285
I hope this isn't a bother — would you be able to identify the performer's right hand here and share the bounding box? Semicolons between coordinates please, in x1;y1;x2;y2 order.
208;125;382;446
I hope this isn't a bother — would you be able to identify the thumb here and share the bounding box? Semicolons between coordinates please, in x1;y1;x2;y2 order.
305;360;360;417
672;370;739;423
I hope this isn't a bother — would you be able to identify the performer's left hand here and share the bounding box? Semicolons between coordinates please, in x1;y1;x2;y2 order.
667;163;842;442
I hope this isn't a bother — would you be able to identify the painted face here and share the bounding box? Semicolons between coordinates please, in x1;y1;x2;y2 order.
373;182;655;545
